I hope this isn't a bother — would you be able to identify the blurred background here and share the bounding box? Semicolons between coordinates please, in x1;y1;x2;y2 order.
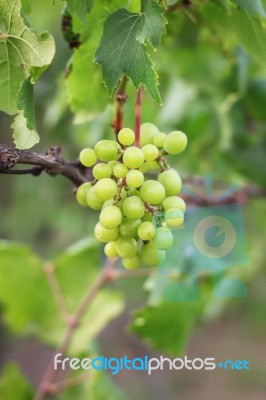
0;1;266;399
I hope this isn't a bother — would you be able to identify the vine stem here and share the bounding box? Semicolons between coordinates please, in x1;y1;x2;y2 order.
0;144;92;186
112;75;128;136
134;87;142;147
34;257;118;400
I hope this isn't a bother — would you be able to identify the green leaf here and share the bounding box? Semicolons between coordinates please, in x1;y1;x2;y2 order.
95;0;166;103
0;0;55;115
65;0;124;117
0;241;58;334
131;302;200;354
17;78;36;131
66;0;93;22
53;238;125;353
12;110;39;149
0;363;33;400
234;0;266;18
201;5;266;68
0;239;124;353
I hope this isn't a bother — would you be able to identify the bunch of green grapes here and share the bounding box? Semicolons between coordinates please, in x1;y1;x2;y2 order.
76;123;187;269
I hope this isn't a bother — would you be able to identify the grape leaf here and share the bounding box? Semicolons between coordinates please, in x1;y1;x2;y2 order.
17;78;36;131
12;110;39;149
0;239;124;353
131;302;199;354
65;0;125;117
95;0;166;103
0;0;55;115
201;5;266;68
0;363;33;400
234;0;266;18
66;0;93;22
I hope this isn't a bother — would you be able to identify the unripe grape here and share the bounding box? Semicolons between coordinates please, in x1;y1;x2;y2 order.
165;208;184;228
126;170;144;188
113;163;128;178
76;182;91;206
86;187;103;210
118;128;135;146
116;237;138;258
141;144;159;161
93;163;112;180
139;180;165;205
158;169;182;196
100;206;122;228
123;147;144;169
154;227;173;250
153;132;166;148
122;196;145;219
140;242;165;266
138;221;155;241
94;223;118;242
119;219;142;238
79;148;97;167
108;160;119;169
162;196;186;212
95;140;120;161
94;178;118;201
140;161;159;173
163;131;187;155
123;255;141;270
104;241;118;257
140;123;159;147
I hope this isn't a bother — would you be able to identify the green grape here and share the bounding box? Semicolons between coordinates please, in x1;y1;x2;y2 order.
99;205;122;228
158;169;182;196
118;128;135;146
119;219;141;238
108;160;119;169
95;140;120;161
79;148;97;167
123;147;144;169
126;170;144;188
104;241;118;257
138;221;155;241
165;208;184;228
116;237;138;258
76;182;91;206
94;178;118;201
93;163;112;180
140;123;159;147
113;163;128;178
122;255;141;270
86;187;103;210
141;144;159;161
102;199;114;208
139;180;165;205
140;161;159;173
154;227;173;250
153;132;166;148
95;223;118;243
162;196;186;211
163;131;187;155
122;196;145;219
140;242;165;266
